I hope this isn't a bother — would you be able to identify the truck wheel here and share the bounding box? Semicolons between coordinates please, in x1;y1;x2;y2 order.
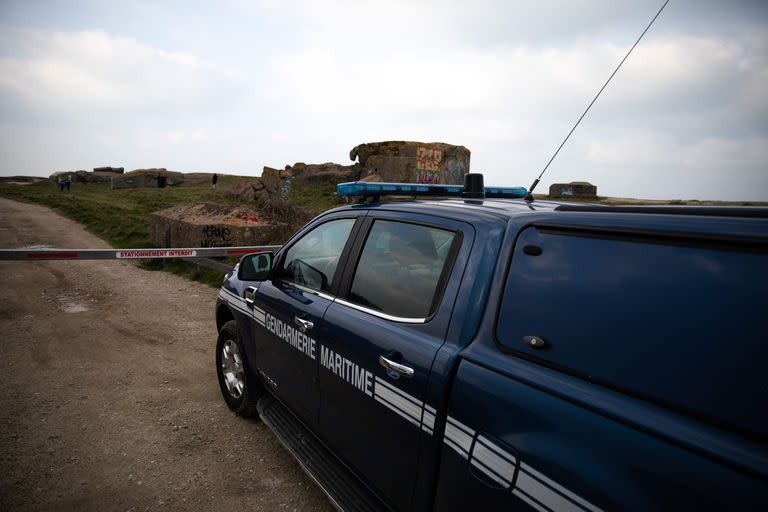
216;320;260;417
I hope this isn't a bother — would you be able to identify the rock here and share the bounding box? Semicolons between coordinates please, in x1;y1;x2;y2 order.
93;166;124;174
260;167;283;195
349;141;470;184
549;182;598;199
227;179;262;202
286;162;360;184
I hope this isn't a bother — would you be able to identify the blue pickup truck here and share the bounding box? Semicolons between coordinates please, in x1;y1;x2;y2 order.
214;176;768;511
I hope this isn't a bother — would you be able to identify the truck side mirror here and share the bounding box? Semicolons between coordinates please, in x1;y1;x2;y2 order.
238;252;274;281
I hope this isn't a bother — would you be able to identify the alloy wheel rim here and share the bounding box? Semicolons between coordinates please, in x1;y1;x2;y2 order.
221;339;245;399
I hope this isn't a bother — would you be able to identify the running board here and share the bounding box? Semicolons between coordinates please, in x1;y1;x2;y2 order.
257;395;387;512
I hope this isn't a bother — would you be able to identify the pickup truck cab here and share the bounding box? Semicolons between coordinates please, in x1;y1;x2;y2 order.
214;176;768;511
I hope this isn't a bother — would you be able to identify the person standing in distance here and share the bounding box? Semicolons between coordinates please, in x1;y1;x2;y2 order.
212;173;218;189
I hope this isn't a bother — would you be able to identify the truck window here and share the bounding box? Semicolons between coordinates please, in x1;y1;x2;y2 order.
348;220;457;319
497;226;768;437
276;218;355;293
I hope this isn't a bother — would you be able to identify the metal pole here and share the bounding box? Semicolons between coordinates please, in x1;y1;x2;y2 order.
0;246;282;261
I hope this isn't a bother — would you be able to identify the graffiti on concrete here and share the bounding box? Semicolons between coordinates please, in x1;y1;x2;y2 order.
416;147;442;170
414;147;443;184
200;225;232;247
413;170;441;184
278;177;293;201
234;211;261;224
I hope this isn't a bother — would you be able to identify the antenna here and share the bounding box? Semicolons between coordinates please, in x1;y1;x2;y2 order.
524;0;671;201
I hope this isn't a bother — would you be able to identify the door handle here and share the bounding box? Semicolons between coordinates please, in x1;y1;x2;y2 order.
294;317;314;332
379;355;414;378
244;286;257;307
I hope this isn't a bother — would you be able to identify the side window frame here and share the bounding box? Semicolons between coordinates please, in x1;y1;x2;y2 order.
336;216;463;322
272;214;366;297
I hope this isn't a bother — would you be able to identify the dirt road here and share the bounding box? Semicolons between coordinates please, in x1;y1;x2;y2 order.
0;198;333;512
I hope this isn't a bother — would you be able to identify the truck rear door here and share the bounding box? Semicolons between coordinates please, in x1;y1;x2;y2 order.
316;211;474;510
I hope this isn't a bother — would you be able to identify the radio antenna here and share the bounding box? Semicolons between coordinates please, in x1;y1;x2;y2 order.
524;0;670;201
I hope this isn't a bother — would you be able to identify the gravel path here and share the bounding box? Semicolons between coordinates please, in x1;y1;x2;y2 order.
0;198;333;512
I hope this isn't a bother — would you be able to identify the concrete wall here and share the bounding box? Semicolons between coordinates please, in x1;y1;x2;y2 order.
150;217;283;248
149;203;283;248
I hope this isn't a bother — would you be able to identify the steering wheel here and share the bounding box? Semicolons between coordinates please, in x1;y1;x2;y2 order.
293;258;329;290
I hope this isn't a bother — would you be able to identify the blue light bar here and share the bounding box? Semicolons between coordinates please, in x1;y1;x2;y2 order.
337;182;464;196
484;186;527;199
337;181;527;199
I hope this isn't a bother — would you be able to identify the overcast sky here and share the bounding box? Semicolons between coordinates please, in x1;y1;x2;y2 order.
1;0;766;200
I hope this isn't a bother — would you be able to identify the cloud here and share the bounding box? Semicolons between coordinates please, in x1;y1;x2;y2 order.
588;134;768;171
582;134;768;200
268;31;766;126
0;29;243;114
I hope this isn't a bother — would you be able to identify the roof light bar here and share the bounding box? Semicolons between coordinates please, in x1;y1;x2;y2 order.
337;182;464;197
484;187;527;198
337;181;526;199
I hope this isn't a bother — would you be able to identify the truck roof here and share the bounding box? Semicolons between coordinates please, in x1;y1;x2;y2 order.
341;197;768;219
343;197;561;219
332;198;768;241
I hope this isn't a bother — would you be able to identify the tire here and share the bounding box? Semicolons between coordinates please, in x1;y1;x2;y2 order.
216;320;261;417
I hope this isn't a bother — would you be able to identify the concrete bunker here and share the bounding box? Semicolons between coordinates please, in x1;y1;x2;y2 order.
50;169;122;184
549;181;598;199
112;169;185;189
149;203;287;248
350;141;470;185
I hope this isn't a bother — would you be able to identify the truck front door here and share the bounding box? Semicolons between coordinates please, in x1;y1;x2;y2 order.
250;215;361;431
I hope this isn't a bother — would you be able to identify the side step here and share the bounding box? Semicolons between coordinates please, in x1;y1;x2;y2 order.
257;395;387;512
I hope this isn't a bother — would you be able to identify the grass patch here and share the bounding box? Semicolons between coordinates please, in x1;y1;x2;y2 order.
288;176;346;212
